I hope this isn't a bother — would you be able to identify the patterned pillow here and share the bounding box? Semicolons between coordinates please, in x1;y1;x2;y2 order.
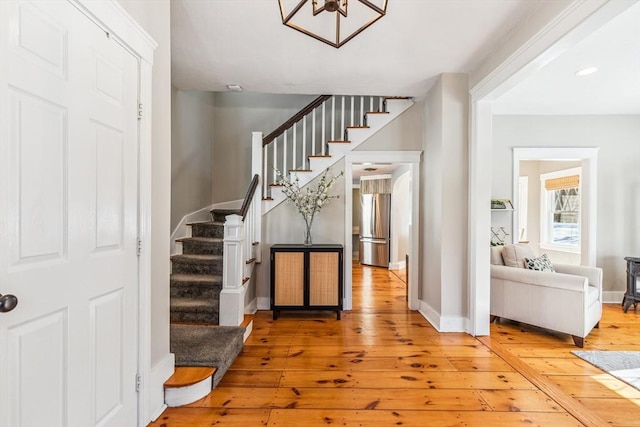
524;253;555;272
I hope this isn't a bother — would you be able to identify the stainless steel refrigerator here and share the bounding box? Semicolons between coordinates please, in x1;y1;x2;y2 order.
359;193;391;268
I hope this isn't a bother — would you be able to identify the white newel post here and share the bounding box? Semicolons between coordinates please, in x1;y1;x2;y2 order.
220;214;245;326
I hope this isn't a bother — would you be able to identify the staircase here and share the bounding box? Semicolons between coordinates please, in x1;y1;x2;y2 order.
258;95;414;213
165;209;245;406
164;94;413;407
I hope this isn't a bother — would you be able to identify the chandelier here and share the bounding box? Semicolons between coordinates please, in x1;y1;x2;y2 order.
278;0;388;48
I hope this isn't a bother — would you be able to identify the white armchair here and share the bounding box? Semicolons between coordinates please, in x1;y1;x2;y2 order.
490;245;602;347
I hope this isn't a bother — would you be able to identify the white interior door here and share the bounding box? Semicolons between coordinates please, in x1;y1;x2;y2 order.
0;1;140;426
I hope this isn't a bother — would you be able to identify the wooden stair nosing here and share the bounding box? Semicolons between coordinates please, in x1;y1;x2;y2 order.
308;154;331;158
327;140;351;144
346;125;370;129
365;111;390;115
289;169;312;173
164;366;216;388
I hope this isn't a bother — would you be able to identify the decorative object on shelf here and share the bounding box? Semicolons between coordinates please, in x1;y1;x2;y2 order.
491;199;513;210
277;0;388;48
275;167;343;245
491;227;509;246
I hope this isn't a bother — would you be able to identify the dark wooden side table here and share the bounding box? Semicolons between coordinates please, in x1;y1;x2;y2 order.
622;257;640;313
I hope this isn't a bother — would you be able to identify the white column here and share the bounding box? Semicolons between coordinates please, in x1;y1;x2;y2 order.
220;214;246;326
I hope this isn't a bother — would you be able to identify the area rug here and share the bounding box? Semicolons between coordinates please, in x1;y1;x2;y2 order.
572;351;640;390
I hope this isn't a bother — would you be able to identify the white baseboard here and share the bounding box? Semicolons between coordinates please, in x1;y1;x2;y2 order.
258;297;270;310
389;260;406;271
603;291;625;304
245;297;258;314
417;299;466;333
170;199;243;255
148;352;175;422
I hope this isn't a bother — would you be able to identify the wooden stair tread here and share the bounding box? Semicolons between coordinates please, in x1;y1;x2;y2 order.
328;140;351;143
365;111;389;114
308;154;331;158
262;197;273;201
289;169;312;172
164;366;216;388
241;314;254;329
346;125;370;129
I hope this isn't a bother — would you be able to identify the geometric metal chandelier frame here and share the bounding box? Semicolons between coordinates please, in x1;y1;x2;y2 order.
278;0;388;48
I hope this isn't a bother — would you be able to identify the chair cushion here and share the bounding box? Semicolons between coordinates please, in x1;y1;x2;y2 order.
524;253;555;272
502;244;535;268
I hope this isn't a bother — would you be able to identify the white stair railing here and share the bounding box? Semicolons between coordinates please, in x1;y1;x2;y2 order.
261;95;389;198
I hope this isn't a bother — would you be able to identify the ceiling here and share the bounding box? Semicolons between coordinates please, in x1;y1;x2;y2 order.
493;1;640;115
171;0;539;97
171;1;640;114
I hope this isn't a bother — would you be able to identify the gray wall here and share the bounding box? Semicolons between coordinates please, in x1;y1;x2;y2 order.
212;92;316;203
254;102;424;304
171;88;215;229
493;115;640;295
421;74;470;328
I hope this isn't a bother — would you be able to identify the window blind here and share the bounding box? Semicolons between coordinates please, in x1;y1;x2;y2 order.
544;174;579;191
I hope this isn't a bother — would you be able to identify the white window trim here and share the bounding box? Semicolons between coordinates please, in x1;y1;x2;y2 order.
539;167;581;254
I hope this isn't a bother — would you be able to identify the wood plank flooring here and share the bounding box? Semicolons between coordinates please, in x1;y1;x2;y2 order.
149;264;640;426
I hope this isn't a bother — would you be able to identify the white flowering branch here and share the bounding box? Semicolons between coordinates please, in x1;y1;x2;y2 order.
274;167;344;236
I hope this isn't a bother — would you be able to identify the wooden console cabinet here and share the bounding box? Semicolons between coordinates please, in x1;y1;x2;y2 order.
270;244;343;320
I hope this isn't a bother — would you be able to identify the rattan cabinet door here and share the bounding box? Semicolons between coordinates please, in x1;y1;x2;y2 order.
309;252;339;306
274;251;304;306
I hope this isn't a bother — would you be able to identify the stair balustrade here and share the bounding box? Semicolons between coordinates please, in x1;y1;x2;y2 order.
260;95;388;198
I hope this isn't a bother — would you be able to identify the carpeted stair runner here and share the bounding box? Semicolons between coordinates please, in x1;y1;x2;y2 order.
168;208;245;391
170;323;245;388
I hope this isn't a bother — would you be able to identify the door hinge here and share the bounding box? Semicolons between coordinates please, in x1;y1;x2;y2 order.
136;374;142;392
138;103;143;119
137;239;142;256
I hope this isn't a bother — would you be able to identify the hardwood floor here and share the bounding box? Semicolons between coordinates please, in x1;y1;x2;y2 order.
149;264;640;426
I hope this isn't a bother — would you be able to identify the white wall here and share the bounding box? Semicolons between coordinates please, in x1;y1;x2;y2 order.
493;114;640;296
171;88;215;229
391;167;411;268
420;74;470;331
118;0;171;372
117;0;171;421
212;92;316;203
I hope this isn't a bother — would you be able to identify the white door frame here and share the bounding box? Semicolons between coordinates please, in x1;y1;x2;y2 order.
467;0;632;336
343;151;422;311
70;1;156;424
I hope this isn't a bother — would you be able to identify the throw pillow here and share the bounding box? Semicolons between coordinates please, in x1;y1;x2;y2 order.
524;253;555;272
502;244;536;268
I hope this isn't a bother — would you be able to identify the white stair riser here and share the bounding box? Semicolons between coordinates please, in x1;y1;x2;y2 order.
165;375;213;407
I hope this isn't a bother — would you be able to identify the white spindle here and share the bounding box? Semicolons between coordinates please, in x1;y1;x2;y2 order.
312;108;316;155
302;115;307;168
273;137;278;184
321;102;326;155
350;95;354;127
331;96;335;141
283;130;288;173
263;143;268;196
360;96;364;126
341;96;345;139
369;96;374;113
293;123;297;170
379;96;383;112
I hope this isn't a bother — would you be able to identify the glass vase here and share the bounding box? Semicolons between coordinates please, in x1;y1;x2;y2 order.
304;222;313;246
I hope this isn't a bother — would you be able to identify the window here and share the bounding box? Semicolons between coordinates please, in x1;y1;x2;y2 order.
540;167;581;253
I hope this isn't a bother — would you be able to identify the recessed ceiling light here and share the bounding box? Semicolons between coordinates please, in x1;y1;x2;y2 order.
226;84;243;92
575;67;599;77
